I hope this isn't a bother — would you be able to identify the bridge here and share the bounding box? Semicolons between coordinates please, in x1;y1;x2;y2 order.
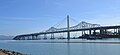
13;16;120;40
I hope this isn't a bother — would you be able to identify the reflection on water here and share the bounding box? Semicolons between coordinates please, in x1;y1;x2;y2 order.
67;43;70;55
0;39;120;55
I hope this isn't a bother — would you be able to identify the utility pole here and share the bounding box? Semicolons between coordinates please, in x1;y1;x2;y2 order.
67;15;70;40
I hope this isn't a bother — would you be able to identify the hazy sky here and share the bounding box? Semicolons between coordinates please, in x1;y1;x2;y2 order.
0;0;120;36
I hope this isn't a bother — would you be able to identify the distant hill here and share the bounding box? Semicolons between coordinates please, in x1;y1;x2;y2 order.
0;35;14;40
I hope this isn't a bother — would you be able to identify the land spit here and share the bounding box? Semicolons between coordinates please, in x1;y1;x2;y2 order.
0;49;27;55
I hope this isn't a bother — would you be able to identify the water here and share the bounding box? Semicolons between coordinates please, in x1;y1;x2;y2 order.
0;39;120;55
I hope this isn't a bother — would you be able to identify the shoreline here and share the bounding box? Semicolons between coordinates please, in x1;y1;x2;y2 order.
36;41;120;44
0;49;27;55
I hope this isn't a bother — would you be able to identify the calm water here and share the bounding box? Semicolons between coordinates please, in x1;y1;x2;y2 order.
0;39;120;55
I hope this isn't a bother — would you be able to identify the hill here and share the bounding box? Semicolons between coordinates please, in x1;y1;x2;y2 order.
0;35;14;40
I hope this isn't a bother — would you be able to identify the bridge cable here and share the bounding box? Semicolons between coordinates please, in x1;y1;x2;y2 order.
69;17;79;38
52;17;67;28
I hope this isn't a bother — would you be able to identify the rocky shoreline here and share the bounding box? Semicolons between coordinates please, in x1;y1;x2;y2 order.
0;49;27;55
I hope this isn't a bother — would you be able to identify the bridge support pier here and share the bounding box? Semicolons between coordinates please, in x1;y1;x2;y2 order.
32;35;35;40
44;34;47;40
89;30;91;36
35;35;38;40
100;28;104;35
27;37;30;40
100;28;104;37
100;28;107;37
82;30;85;36
105;29;107;34
93;29;96;36
118;28;120;35
51;33;54;39
114;28;117;35
116;28;118;35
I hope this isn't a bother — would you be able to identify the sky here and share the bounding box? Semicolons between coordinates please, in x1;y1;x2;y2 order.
0;0;120;36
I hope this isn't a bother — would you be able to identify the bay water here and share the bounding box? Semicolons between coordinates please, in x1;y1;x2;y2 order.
0;39;120;55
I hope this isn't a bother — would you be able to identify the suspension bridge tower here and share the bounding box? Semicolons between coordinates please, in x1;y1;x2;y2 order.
67;15;70;40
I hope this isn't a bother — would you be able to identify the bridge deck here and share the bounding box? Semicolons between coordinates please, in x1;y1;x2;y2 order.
13;25;120;40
